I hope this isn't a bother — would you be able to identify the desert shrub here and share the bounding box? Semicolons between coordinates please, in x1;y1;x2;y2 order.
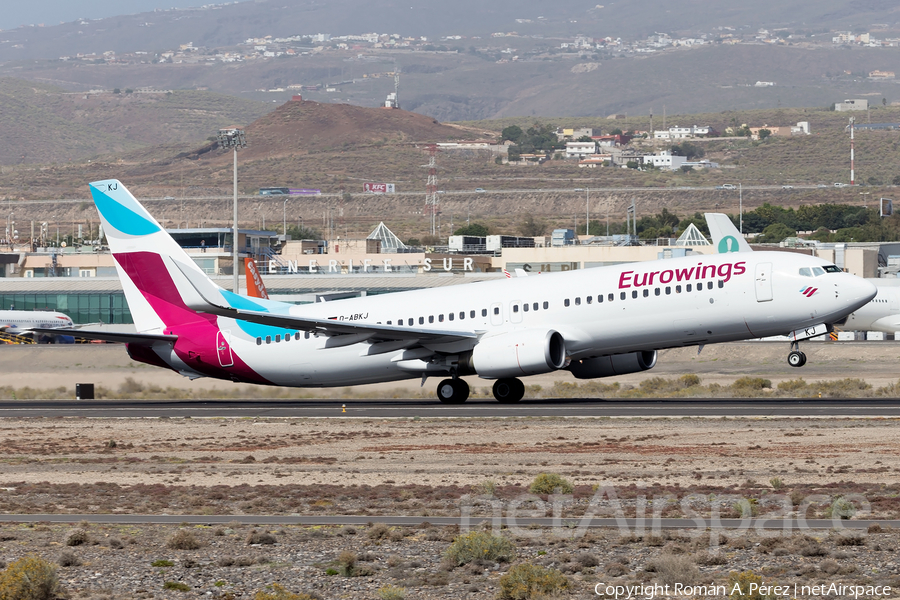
254;584;318;600
368;522;391;540
445;531;515;566
648;554;700;586
825;497;856;519
695;552;727;565
769;477;784;489
529;473;574;495
728;570;778;599
57;551;80;567
867;523;883;534
337;550;357;576
217;557;235;567
376;585;406;600
167;529;202;550
497;563;569;599
777;379;808;393
246;530;277;545
0;555;60;600
576;552;599;568
163;581;190;591
473;480;498;496
819;559;840;575
835;533;865;546
152;559;175;567
108;538;124;549
605;561;629;577
797;541;827;557
65;528;89;546
731;377;771;394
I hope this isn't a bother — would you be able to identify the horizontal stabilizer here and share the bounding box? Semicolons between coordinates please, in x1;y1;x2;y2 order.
172;261;476;343
29;328;177;346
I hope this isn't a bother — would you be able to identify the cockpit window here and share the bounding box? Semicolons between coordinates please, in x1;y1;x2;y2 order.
799;267;812;277
812;266;825;277
823;265;842;273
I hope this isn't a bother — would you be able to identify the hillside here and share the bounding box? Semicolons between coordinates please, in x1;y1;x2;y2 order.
0;78;273;165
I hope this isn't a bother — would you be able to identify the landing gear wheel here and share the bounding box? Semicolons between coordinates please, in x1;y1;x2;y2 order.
493;378;525;403
787;350;806;368
437;378;469;404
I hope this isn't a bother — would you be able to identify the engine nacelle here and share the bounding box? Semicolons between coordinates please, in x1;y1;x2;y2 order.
470;329;567;379
568;350;657;379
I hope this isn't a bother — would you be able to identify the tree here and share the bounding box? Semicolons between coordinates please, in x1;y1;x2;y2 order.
575;135;594;143
883;97;888;107
671;142;705;159
519;213;547;236
453;223;489;236
626;160;640;169
680;165;694;173
286;224;322;240
893;175;900;186
501;125;523;143
757;128;772;140
757;223;796;243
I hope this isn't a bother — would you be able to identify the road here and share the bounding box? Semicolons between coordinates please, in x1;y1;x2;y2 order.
2;398;900;418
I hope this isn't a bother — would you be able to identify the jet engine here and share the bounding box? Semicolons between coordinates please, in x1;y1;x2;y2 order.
568;350;657;379
468;329;567;379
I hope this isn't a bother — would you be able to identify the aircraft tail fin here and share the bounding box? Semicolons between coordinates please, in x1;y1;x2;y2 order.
704;213;753;253
89;179;230;334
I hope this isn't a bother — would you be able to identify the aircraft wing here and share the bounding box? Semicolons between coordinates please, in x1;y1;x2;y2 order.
29;328;177;346
705;213;753;253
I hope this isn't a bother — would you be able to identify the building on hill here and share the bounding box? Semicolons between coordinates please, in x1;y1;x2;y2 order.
565;141;597;158
869;70;895;79
748;121;810;138
836;99;868;111
556;127;594;140
641;151;687;170
653;125;715;139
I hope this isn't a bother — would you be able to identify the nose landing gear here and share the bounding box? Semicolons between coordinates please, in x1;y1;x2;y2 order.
787;341;807;367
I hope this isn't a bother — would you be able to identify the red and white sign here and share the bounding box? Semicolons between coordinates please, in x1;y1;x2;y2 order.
363;183;396;194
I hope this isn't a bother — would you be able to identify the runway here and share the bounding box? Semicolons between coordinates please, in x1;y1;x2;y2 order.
1;398;900;418
0;513;893;530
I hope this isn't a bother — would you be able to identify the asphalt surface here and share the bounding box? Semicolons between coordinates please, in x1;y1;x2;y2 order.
0;514;891;530
1;398;900;418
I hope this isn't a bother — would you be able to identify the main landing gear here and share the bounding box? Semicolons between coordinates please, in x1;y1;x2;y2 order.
787;341;807;368
437;378;469;404
435;377;526;403
492;378;525;403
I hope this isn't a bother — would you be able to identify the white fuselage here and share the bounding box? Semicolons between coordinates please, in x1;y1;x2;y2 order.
153;251;874;387
843;279;900;333
0;310;74;335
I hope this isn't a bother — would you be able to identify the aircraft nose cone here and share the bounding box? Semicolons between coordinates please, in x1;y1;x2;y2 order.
858;278;878;303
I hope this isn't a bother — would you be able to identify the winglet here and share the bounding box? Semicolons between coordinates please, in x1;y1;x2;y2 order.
704;213;753;253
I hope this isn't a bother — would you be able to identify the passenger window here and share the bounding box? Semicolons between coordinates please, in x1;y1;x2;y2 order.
641;289;647;297
543;301;549;309
256;337;262;345
419;317;424;325
523;304;529;312
471;310;476;318
799;267;812;277
564;299;570;307
284;333;289;342
676;285;682;293
666;286;671;295
482;309;487;317
275;334;281;343
295;332;300;340
686;284;692;292
598;294;603;303
461;311;466;319
493;307;499;315
439;314;444;322
533;302;539;311
620;292;626;300
718;280;724;289
655;288;660;296
608;293;614;302
586;296;593;304
707;281;713;290
575;297;581;306
812;267;825;276
448;313;454;321
429;316;434;323
266;335;272;344
632;290;638;299
408;318;414;326
513;305;519;313
305;332;310;339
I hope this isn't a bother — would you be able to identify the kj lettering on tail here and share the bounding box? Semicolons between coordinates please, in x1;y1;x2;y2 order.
36;180;878;402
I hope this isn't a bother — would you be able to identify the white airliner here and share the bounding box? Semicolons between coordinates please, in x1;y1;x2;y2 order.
705;212;900;337
36;180;877;402
0;310;75;343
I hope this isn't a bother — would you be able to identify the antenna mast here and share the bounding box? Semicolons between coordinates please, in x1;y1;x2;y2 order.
423;144;440;236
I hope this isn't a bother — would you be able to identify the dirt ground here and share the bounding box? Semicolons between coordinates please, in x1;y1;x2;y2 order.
2;340;899;398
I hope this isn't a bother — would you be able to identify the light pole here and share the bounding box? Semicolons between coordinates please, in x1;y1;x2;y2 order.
217;128;247;293
738;183;743;234
585;188;590;236
283;198;288;239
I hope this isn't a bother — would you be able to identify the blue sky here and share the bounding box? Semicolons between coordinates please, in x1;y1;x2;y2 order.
0;1;229;31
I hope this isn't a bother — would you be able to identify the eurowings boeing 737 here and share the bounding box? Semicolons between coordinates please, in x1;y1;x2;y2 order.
36;180;877;402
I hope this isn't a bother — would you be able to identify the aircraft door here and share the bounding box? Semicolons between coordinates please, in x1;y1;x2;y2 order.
490;302;503;326
216;330;234;367
755;262;773;303
510;300;523;324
